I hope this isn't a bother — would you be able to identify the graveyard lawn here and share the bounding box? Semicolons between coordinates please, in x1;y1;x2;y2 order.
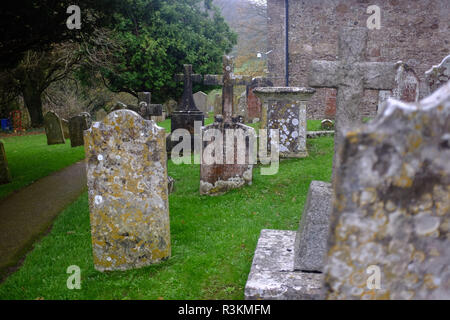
0;134;85;199
0;137;333;300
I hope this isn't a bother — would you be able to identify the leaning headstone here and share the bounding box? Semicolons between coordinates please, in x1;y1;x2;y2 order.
254;87;315;158
61;119;70;139
325;82;450;300
425;54;450;94
84;109;171;271
193;91;208;116
69;114;90;147
96;109;107;122
0;141;12;185
247;77;273;122
44;111;65;145
294;181;333;272
378;62;420;114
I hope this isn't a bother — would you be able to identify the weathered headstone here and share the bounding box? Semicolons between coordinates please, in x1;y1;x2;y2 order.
254;87;315;158
247;77;273;122
213;93;222;116
425;54;450;94
193;91;208;116
96;109;107;122
325;82;450;300
61;119;70;139
69;114;90;148
0;141;12;185
84;110;171;271
308;27;397;174
378;62;420;114
294;181;333;272
44;111;65;145
200;56;256;196
163;99;178;116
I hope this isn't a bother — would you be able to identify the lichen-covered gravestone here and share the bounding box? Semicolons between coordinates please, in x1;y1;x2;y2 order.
0;141;12;185
69;114;90;147
425;54;450;94
325;82;450;300
44;111;65;145
84;110;171;271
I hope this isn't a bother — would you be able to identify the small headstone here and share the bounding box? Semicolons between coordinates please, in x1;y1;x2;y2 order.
321;119;334;130
69;114;90;148
425;54;450;94
96;109;107;122
193;91;208;115
44;111;65;145
0;141;12;185
325;82;450;300
294;181;333;272
61;119;70;139
84;110;171;271
254;87;315;158
247;77;273;122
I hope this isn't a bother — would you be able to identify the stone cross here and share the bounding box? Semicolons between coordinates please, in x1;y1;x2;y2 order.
308;27;397;173
325;82;450;300
137;92;162;120
44;111;65;145
174;65;203;112
0;141;11;185
84;110;171;271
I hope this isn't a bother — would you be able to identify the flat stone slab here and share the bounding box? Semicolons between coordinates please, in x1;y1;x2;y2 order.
245;229;324;300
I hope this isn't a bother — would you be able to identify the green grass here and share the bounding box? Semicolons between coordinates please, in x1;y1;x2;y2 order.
0;134;85;199
0;137;333;300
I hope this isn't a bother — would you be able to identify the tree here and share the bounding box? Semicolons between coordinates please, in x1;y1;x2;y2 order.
93;0;237;102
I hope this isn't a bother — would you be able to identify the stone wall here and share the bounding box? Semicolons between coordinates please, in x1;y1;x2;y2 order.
267;0;450;119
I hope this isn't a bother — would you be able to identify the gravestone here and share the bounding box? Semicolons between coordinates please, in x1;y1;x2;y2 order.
61;119;70;139
378;62;420;114
138;92;163;120
193;91;208;116
200;56;257;196
163;99;178;116
69;114;90;148
44;111;65;145
247;77;273;122
213;93;222;116
321;119;334;130
325;82;450;300
425;54;450;94
0;141;12;185
254;87;315;158
96;109;107;122
235;91;247;120
84;109;171;271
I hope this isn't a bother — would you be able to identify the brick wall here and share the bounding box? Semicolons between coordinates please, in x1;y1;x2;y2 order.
267;0;450;119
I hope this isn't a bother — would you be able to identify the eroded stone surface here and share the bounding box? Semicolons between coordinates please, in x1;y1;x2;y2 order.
325;82;450;300
426;55;450;94
254;87;315;158
69;114;90;147
0;141;11;185
44;111;65;145
84;110;171;271
245;229;324;300
294;181;333;272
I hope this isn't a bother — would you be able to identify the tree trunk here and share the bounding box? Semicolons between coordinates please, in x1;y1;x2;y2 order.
22;86;44;128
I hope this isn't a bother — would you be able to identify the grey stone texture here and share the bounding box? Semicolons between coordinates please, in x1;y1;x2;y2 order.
425;54;450;94
84;110;171;271
267;0;450;119
325;82;450;300
254;87;315;158
245;229;324;300
294;181;333;272
44;111;65;145
0;141;11;185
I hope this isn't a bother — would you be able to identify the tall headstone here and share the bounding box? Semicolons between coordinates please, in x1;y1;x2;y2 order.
325;82;450;300
254;87;315;158
69;114;90;148
200;56;257;196
247;77;273;122
84;110;171;271
44;111;65;145
193;91;208;116
308;27;397;174
425;54;450;94
0;141;12;185
378;62;420;114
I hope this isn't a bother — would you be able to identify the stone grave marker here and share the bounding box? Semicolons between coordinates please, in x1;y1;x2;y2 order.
84;109;171;271
193;91;208;116
138;92;163;120
213;93;222;116
325;82;450;300
44;111;65;145
321;119;334;130
0;141;12;185
378;62;420;114
254;87;315;158
235;91;247;120
61;119;70;139
69;114;90;147
425;54;450;95
247;77;273;122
